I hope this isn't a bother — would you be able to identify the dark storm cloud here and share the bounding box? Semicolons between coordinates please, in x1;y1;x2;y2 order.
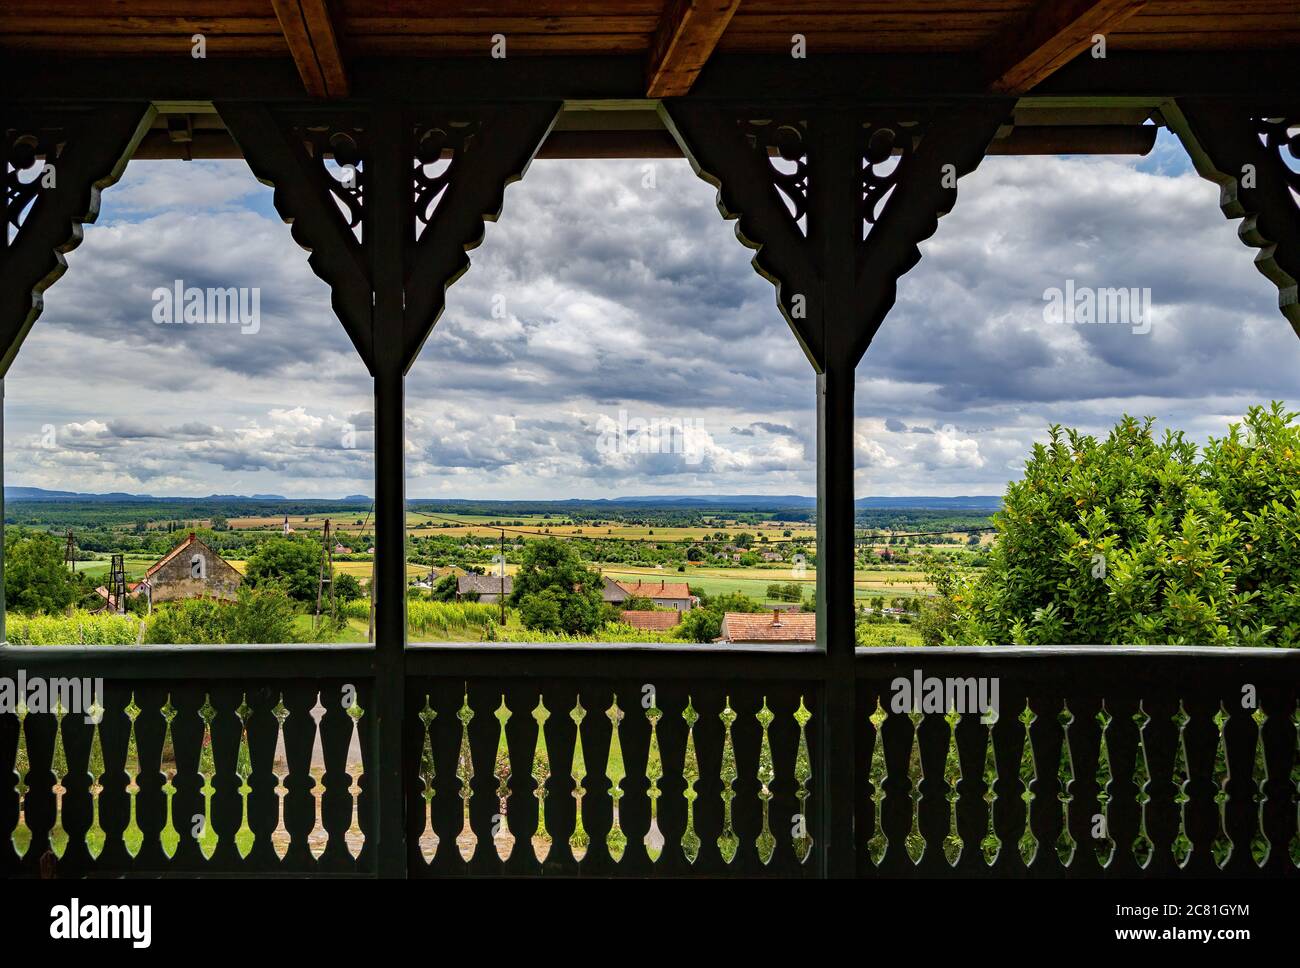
6;143;1298;499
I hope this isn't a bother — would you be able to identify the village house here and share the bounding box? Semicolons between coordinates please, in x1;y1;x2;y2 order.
718;609;816;644
97;532;242;608
603;578;693;612
457;573;512;603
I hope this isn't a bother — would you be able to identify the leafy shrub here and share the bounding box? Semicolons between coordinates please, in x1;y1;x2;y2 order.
928;404;1300;646
143;586;299;644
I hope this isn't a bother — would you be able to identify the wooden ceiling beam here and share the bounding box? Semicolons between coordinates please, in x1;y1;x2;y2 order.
646;0;741;98
987;0;1148;95
271;0;348;98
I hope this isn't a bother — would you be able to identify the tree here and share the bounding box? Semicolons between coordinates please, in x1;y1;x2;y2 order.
334;572;363;602
929;404;1300;646
430;572;459;602
510;538;610;634
244;536;322;603
674;591;765;643
5;531;76;615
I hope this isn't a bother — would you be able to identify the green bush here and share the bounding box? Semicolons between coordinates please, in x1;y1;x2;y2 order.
928;403;1300;646
144;586;299;644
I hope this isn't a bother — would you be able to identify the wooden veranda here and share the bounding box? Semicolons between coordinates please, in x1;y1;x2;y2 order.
1;2;1298;880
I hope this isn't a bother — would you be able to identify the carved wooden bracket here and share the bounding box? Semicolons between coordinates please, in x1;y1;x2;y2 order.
0;103;155;376
220;101;560;375
660;101;1010;371
1168;101;1300;336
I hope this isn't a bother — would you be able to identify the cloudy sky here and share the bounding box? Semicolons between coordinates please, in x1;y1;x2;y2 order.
6;130;1299;500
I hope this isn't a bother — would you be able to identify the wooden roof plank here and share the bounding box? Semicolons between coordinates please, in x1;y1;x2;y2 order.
986;0;1149;94
646;0;742;97
271;0;348;98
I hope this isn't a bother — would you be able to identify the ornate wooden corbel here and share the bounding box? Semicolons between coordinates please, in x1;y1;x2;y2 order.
1167;102;1300;335
660;101;1010;371
0;103;155;375
220;101;560;375
402;104;560;369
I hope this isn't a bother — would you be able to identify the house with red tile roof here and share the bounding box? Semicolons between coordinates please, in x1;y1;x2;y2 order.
719;610;816;644
608;578;694;612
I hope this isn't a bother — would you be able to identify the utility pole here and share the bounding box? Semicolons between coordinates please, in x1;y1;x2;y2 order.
108;553;126;615
499;528;506;625
314;518;334;631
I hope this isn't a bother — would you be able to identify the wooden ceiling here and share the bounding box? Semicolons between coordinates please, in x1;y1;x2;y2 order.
1;1;1297;98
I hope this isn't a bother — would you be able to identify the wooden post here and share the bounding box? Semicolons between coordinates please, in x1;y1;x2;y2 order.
812;108;865;877
662;97;1008;877
368;102;410;878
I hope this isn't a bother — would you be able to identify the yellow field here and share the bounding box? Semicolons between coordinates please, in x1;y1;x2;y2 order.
223;511;818;543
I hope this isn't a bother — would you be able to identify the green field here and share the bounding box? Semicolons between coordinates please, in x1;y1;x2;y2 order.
597;563;930;601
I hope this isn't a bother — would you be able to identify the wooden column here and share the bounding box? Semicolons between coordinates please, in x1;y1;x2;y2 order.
367;103;410;878
224;97;558;876
663;97;1008;876
811;108;865;876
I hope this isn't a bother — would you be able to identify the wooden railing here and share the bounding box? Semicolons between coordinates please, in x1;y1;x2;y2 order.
2;643;1296;878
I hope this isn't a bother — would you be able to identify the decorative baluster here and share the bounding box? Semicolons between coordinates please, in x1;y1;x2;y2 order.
492;696;515;862
271;695;291;860
905;709;925;864
1055;704;1076;867
196;695;219;860
1171;702;1192;868
159;696;180;859
307;693;328;860
867;699;889;866
681;698;701;864
122;695;143;859
717;697;739;864
1132;702;1153;868
792;697;813;864
530;698;552;863
345;700;365;859
943;706;963;866
569;697;589;862
85;700;106;860
1095;704;1115;867
50;701;68;859
1017;701;1038;866
234;696;255;859
455;691;477;862
605;696;627;862
1211;703;1233;869
417;697;439;863
12;702;31;859
1250;708;1270;867
644;702;664;862
755;699;776;865
1290;703;1299;868
981;707;1000;865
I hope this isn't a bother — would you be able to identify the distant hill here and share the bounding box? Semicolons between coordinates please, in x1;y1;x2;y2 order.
6;486;1000;511
5;486;300;503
